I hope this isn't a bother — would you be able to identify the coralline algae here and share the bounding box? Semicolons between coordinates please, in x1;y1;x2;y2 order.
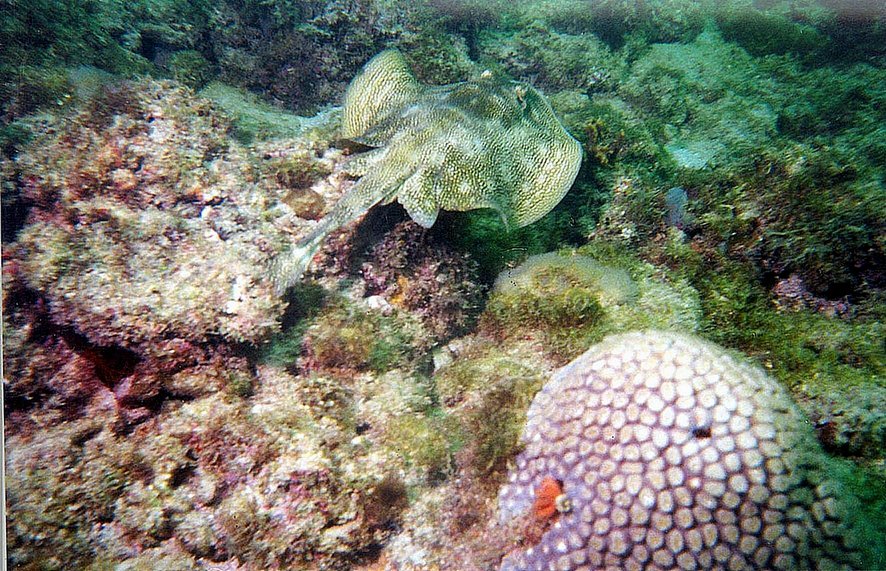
498;330;866;571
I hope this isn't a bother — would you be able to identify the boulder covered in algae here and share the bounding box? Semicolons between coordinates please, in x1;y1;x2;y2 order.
8;79;289;350
1;78;431;569
4;359;418;570
2;77;375;359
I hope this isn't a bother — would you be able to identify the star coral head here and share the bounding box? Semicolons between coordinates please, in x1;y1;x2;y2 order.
497;330;871;571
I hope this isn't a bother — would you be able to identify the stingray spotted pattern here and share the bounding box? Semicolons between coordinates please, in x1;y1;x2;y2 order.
272;50;582;292
498;330;867;571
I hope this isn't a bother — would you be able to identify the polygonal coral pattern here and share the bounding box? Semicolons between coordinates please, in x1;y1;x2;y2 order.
498;330;862;571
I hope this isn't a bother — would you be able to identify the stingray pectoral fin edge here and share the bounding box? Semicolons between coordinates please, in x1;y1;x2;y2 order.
396;170;440;228
341;50;423;141
511;135;583;228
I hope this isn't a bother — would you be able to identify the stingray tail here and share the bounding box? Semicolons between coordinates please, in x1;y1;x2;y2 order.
270;222;331;295
270;170;408;295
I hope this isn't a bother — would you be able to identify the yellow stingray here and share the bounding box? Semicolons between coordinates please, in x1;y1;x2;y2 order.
272;50;582;292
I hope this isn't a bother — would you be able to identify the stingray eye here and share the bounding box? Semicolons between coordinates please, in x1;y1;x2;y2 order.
532;476;564;521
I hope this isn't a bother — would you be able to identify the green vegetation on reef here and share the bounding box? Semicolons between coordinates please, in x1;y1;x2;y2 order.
299;295;429;374
385;409;464;480
3;0;886;567
168;50;212;89
256;282;326;369
434;347;544;475
482;248;701;360
662;242;885;461
716;5;826;57
838;458;886;563
435;208;587;283
0;0;212;118
484;258;608;357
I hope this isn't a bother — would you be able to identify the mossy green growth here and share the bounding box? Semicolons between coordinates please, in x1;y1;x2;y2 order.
697;261;883;390
550;92;667;174
484;247;701;360
817;456;886;568
716;6;825;57
688;144;885;296
226;371;254;398
484;253;616;359
397;29;476;86
385;409;465;480
168;50;213;89
664;246;885;461
0;120;34;156
257;282;326;368
0;64;75;118
435;206;586;284
302;298;427;374
770;62;886;146
478;21;621;92
435;346;544;475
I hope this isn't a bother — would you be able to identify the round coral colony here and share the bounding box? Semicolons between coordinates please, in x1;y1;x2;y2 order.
497;330;865;571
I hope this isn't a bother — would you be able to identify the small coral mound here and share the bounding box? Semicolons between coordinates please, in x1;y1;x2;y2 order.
483;251;700;360
498;330;869;571
493;252;637;305
484;253;634;352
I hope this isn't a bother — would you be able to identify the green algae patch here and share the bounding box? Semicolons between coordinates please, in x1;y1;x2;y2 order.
619;28;780;172
662;245;886;462
716;7;825;57
494;252;637;304
433;340;546;476
483;249;700;360
302;300;429;374
256;282;326;369
485;260;607;358
815;455;886;568
454;366;542;476
168;50;213;90
385;410;465;480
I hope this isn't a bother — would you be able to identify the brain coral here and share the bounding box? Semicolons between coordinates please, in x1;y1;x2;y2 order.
497;330;867;571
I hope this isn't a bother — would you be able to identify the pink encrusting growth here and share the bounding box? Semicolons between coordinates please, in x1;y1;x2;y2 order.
498;330;868;571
